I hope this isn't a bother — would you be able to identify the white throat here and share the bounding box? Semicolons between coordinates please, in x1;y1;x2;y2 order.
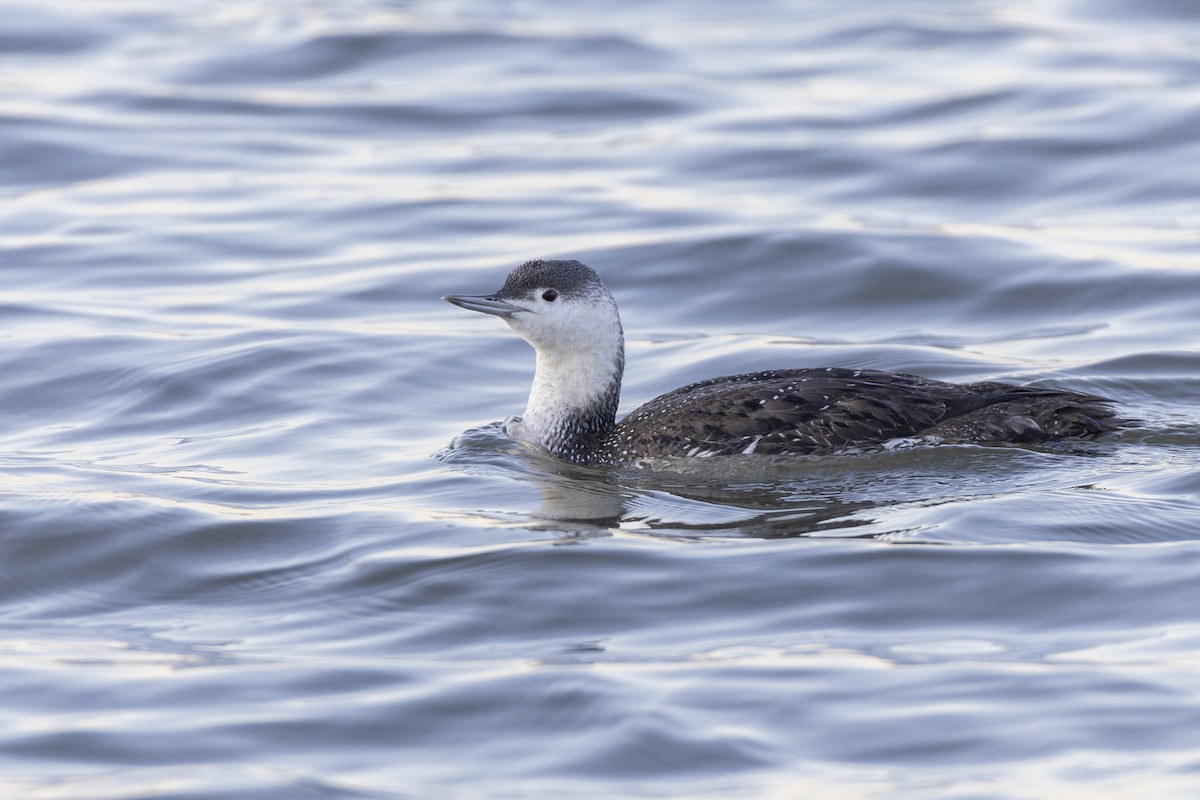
510;300;625;462
524;343;623;436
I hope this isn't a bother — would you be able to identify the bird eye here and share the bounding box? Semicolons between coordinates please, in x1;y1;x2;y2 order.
542;289;558;302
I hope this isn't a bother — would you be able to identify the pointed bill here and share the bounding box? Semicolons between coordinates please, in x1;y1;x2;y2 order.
443;294;526;318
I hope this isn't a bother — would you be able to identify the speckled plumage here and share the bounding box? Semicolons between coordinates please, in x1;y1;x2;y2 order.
445;260;1120;466
591;367;1116;464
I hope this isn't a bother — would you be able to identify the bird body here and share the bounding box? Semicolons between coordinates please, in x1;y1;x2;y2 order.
445;260;1118;466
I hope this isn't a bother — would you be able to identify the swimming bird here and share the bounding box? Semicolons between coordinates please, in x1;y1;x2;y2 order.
444;259;1119;466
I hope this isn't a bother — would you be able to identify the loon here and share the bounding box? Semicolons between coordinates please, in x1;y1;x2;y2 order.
444;259;1119;466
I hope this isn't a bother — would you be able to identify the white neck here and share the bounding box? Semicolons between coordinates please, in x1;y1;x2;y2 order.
525;348;621;426
519;330;624;463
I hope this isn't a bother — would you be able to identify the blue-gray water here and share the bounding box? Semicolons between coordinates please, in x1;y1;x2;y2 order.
3;1;1200;797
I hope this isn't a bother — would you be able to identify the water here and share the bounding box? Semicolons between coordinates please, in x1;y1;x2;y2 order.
3;0;1200;797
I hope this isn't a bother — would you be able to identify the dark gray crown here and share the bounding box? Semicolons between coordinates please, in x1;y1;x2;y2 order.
495;259;603;300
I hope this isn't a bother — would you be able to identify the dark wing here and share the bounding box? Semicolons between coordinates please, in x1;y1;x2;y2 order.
606;368;1118;460
609;368;965;458
922;382;1120;442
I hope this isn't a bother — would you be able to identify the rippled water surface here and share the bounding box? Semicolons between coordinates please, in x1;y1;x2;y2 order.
3;1;1200;797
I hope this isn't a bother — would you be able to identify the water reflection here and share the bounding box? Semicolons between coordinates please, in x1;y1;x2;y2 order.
438;420;1142;543
6;0;1200;796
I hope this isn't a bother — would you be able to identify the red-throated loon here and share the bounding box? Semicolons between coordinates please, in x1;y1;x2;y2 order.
444;259;1119;466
